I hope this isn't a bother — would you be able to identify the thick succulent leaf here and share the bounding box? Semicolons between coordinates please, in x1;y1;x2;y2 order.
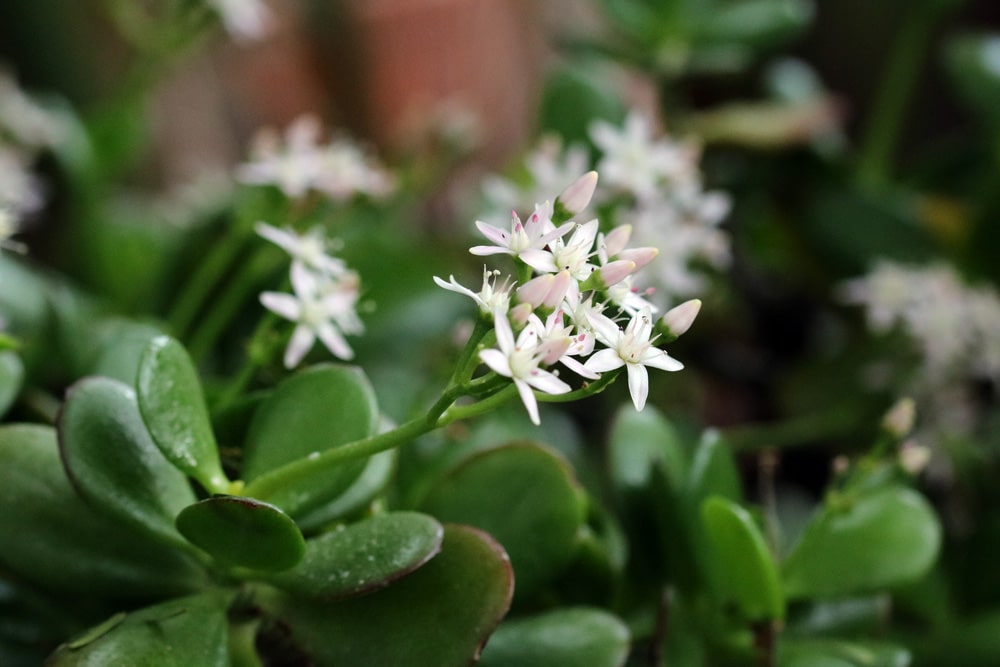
58;377;196;549
241;364;378;517
0;424;204;596
136;335;229;493
419;442;585;599
779;639;911;667
701;496;784;621
295;449;396;532
88;320;163;385
47;592;231;666
782;487;941;599
243;364;377;479
0;351;23;417
685;430;742;505
266;511;443;599
608;405;687;492
478;607;630;667
268;524;513;667
176;495;305;571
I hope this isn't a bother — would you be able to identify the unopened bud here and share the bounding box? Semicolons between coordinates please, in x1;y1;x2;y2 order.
882;397;916;439
899;440;930;476
619;246;658;271
599;260;636;288
553;171;598;223
659;299;701;340
517;274;554;309
602;225;632;258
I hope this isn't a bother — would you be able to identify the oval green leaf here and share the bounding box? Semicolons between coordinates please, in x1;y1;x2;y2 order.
176;495;305;571
0;424;205;597
419;442;585;599
478;607;631;667
701;495;784;621
48;592;231;666
778;639;911;667
136;335;229;493
58;377;196;549
608;405;687;492
782;486;941;599
295;448;396;532
267;524;513;667
0;350;24;417
266;511;443;599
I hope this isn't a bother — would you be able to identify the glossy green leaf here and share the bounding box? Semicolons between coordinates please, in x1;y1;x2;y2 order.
782;487;941;599
136;335;229;493
478;607;630;667
295;448;396;532
608;405;687;491
266;511;443;599
176;495;305;571
0;351;23;417
0;424;205;596
48;592;231;666
419;443;585;599
701;496;784;621
779;639;911;667
944;32;1000;133
268;524;513;667
58;377;196;549
88;320;164;385
686;430;742;505
241;364;378;516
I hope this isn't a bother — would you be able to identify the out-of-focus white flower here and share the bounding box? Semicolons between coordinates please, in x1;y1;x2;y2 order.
237;115;394;202
0;146;43;217
478;310;571;425
0;207;26;254
256;222;347;277
207;0;274;42
482;136;591;216
590;111;700;202
0;69;63;149
260;260;363;367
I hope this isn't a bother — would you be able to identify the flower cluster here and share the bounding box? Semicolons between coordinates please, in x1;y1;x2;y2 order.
236;115;394;202
206;0;274;42
482;111;730;303
256;223;364;368
438;172;700;424
0;67;64;248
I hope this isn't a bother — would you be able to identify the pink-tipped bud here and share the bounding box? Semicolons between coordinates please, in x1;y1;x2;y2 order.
899;441;930;475
543;271;573;309
509;303;534;326
517;274;554;309
556;171;599;217
602;225;632;258
599;260;636;288
619;246;659;271
660;299;701;338
538;337;572;366
882;397;916;438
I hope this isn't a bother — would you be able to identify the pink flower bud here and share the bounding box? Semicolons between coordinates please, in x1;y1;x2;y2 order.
599;260;636;288
556;171;598;216
619;246;659;271
517;274;554;308
660;299;701;337
602;225;632;258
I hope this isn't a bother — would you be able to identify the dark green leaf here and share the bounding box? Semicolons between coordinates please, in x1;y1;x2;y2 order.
243;364;377;480
782;487;941;599
175;495;305;571
48;592;231;666
0;424;205;596
478;607;630;667
0;351;23;417
266;511;443;599
701;496;784;621
58;377;196;549
267;524;513;667
944;33;1000;134
419;443;585;599
136;335;229;493
779;638;911;667
295;449;396;532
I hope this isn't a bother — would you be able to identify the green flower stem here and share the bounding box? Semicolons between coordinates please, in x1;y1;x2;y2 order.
228;618;265;667
857;2;955;187
213;311;281;412
437;385;519;425
449;317;491;386
186;246;283;364
168;223;253;338
536;368;620;403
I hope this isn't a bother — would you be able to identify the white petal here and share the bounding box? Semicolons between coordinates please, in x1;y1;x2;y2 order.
479;349;512;378
560;355;600;380
492;311;516;353
588;311;623;348
255;222;295;252
626;362;649;411
526;369;571;395
475;220;510;247
470;245;513;257
514;378;541;425
290;262;320;296
284;324;315;368
260;292;301;321
520;248;558;274
316;322;355;360
584;348;625;373
642;348;684;372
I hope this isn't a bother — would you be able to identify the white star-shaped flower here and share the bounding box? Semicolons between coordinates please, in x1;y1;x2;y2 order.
584;309;683;410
